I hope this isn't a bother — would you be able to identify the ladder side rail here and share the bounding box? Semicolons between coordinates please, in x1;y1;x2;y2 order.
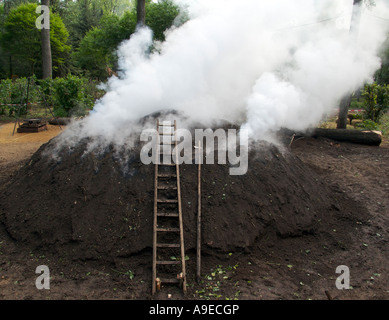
174;120;187;293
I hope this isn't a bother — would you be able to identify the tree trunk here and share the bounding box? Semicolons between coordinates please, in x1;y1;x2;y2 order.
337;0;362;129
312;128;382;146
41;0;52;79
350;0;363;40
137;0;146;27
337;95;352;129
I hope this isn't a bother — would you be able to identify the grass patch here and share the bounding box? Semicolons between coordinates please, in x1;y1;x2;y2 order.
318;117;355;130
378;113;389;139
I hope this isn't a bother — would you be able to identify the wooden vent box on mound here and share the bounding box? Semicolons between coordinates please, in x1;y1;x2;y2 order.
17;119;48;133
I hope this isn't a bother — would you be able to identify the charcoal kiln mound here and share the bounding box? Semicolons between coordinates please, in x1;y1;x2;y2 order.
0;126;365;262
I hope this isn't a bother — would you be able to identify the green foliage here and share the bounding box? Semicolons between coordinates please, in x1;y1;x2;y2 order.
58;0;132;53
354;119;379;131
1;0;37;15
374;35;389;85
0;0;187;85
0;78;13;115
49;74;95;117
0;75;101;118
74;0;181;79
74;12;133;79
378;112;389;137
67;0;104;48
1;3;41;74
36;75;92;117
50;12;72;76
350;99;364;110
0;76;39;115
374;62;389;85
361;83;389;123
146;0;181;42
73;12;135;79
38;77;55;107
0;79;12;107
0;3;70;78
96;0;134;17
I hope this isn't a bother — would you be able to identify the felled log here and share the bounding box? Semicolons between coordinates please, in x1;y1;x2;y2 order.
312;128;382;146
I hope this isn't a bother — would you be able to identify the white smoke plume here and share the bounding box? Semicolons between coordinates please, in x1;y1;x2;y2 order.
57;0;389;149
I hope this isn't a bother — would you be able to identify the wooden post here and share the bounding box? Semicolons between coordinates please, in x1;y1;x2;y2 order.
175;120;187;294
152;119;159;295
196;140;202;282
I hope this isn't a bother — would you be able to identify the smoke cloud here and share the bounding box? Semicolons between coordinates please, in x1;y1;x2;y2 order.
56;0;389;149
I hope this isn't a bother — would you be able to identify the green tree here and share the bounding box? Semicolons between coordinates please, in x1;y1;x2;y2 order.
374;36;389;85
74;12;136;79
1;0;35;14
66;0;104;49
0;3;7;78
97;0;133;16
146;0;181;42
58;0;132;50
1;3;40;77
0;3;70;78
50;74;94;117
362;83;389;123
74;0;181;80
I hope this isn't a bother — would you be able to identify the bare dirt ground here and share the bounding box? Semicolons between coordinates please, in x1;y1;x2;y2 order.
0;121;388;300
0;123;63;186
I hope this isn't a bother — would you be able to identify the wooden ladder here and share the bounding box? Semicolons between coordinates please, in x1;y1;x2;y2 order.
152;119;187;295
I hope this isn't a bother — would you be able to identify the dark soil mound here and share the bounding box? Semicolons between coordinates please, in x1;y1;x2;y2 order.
0;128;364;262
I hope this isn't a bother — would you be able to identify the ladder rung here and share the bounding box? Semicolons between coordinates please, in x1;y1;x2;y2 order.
157;173;177;177
159;278;181;284
157;243;180;248
157;186;177;190
156;260;181;265
160;278;181;283
159;133;174;136
157;213;179;217
157;163;176;166
157;199;178;203
156;227;180;232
